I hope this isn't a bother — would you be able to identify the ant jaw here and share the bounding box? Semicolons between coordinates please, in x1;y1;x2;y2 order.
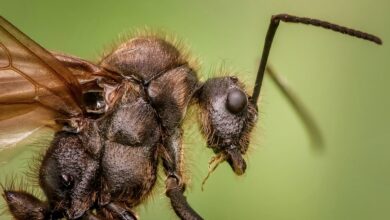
201;146;246;190
211;145;247;175
225;145;246;175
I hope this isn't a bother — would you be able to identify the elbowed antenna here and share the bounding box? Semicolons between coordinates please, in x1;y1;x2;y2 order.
252;14;383;104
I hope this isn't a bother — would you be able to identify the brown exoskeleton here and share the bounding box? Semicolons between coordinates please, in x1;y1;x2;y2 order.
0;14;382;220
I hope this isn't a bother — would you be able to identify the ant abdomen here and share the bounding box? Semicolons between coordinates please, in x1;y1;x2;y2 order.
3;190;48;220
39;132;99;219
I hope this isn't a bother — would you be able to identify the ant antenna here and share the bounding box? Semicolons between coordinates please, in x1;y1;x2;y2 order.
252;14;382;104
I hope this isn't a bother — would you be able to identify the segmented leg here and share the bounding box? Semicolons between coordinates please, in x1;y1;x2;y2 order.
105;202;137;220
165;177;203;220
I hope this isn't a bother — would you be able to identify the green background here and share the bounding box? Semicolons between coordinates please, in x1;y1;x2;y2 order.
0;0;389;219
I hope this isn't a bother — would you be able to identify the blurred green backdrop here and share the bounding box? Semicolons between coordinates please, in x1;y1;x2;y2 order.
0;0;389;219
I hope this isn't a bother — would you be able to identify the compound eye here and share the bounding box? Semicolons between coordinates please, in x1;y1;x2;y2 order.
226;88;247;114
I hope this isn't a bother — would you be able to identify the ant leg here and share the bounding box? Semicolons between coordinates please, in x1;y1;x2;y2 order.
160;128;185;187
159;129;203;220
159;129;202;219
165;176;203;220
103;202;137;220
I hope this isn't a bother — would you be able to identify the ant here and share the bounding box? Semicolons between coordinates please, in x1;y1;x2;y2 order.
0;14;381;219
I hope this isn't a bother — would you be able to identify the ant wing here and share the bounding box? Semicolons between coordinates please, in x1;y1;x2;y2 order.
52;53;124;113
0;16;86;164
53;53;121;91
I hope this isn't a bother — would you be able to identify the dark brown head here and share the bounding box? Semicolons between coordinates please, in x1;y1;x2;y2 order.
198;76;257;175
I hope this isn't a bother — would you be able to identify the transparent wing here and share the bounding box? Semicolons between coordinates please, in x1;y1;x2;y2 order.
0;16;85;162
0;107;56;165
53;53;124;113
53;52;122;89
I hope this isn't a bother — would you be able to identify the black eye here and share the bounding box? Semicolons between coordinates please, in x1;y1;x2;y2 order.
226;88;247;114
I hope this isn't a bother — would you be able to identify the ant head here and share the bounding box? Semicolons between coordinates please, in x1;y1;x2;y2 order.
198;76;258;175
196;14;381;186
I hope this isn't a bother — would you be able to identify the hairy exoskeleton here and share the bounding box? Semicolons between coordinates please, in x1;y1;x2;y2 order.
4;35;203;220
0;14;382;220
